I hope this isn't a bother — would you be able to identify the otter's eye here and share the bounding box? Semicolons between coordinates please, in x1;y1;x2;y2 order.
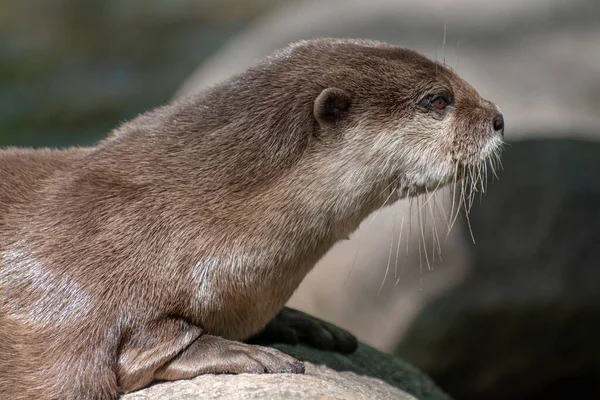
430;96;448;110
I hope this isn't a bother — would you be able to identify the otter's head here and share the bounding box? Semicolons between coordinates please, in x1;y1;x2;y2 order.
153;39;503;227
296;39;504;202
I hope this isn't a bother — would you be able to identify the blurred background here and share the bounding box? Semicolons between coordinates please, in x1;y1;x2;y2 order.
1;0;599;399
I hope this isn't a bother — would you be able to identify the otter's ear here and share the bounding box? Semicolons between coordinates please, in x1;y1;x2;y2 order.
313;88;351;127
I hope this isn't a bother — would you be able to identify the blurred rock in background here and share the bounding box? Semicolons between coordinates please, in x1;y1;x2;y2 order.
2;0;600;399
398;138;600;400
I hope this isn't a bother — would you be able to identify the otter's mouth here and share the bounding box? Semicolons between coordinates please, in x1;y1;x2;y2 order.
447;149;503;206
389;139;504;202
452;133;505;185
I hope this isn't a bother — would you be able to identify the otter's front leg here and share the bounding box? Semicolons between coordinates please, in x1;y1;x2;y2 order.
246;307;358;354
117;320;304;394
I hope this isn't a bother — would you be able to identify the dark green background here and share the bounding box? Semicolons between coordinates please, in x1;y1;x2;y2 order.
0;0;279;147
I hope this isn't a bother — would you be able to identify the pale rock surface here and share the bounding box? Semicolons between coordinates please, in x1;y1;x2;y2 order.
123;343;452;400
124;364;411;400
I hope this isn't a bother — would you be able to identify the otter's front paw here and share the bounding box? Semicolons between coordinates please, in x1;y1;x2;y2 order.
215;341;305;374
246;307;358;354
154;335;304;382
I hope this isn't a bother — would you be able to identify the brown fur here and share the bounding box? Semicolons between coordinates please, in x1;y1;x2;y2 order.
0;38;503;399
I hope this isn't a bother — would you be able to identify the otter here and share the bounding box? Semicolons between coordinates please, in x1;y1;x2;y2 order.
0;38;504;400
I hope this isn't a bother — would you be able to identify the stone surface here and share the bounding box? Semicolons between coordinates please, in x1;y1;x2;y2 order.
123;343;451;400
124;364;410;400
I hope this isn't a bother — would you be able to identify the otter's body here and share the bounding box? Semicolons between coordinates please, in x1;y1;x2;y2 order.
0;39;503;399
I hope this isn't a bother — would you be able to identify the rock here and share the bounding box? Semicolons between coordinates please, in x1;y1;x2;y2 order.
396;139;600;400
123;343;452;400
123;364;410;400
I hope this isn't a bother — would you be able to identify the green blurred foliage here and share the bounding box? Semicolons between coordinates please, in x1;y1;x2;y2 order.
0;0;280;147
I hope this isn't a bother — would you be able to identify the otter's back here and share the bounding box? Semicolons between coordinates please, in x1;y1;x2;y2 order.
0;147;88;221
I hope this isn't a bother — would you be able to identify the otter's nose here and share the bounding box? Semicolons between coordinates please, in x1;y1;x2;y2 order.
493;114;504;135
